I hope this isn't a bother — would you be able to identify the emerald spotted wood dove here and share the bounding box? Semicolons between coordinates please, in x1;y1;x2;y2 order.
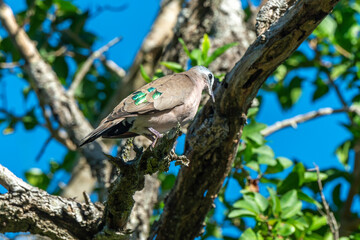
79;66;215;148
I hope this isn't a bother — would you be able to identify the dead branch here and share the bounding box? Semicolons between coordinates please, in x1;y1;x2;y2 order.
261;107;357;137
314;164;339;240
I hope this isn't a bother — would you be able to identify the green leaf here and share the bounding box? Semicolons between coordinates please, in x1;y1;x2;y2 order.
312;78;329;101
140;65;152;83
268;187;281;216
287;216;309;231
160;61;185;73
258;154;277;166
265;157;293;174
274;64;287;81
280;190;298;209
243;121;267;139
247;132;265;145
233;200;260;214
304;172;328;183
254;192;269;212
336;140;351;165
202;33;211;61
276;222;296;236
228;209;256;218
331;63;348;80
178;38;191;57
253;145;275;158
281;201;302;219
314;15;337;38
240;228;257;240
277;172;300;194
190;49;203;66
246;160;260;172
309;215;327;231
204;42;238;66
247;107;259;118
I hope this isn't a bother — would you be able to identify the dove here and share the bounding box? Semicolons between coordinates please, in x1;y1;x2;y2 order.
79;66;215;148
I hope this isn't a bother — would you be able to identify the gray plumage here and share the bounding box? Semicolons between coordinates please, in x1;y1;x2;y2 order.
79;66;215;147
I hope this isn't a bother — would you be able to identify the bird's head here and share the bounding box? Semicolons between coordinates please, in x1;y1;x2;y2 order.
191;66;215;102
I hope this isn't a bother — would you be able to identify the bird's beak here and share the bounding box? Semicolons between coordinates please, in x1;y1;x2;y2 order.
208;87;215;103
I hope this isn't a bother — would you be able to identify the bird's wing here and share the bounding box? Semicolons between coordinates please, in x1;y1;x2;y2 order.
105;73;195;122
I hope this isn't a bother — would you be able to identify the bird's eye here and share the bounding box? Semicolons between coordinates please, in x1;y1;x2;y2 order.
208;73;213;80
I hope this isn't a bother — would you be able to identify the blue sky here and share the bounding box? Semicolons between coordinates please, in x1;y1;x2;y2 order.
0;0;355;238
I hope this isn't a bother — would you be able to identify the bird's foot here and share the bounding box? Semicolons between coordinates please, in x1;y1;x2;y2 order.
147;127;163;148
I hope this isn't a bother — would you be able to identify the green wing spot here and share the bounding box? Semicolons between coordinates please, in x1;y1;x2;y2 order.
135;94;148;105
132;92;146;100
132;91;141;95
152;91;162;100
147;87;156;92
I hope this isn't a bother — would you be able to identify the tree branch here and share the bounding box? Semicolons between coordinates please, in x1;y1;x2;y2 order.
0;164;104;240
68;36;123;97
313;164;339;240
153;0;340;239
261;107;356;137
101;129;182;233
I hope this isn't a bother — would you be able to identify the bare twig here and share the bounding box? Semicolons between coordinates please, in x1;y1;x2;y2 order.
0;62;20;69
100;58;126;78
313;164;339;240
38;101;77;151
91;4;128;18
68;36;122;97
261;107;356;137
35;135;53;162
326;72;348;108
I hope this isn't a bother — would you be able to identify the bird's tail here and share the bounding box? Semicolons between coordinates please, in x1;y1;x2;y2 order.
78;120;117;147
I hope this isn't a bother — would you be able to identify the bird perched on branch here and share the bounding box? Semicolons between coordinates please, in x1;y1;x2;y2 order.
79;66;215;148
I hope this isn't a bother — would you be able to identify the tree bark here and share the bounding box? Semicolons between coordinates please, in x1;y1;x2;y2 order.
0;164;104;240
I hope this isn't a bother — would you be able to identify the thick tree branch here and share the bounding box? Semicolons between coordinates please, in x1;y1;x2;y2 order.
0;164;104;240
0;0;111;201
153;0;340;239
101;129;183;234
261;107;357;137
